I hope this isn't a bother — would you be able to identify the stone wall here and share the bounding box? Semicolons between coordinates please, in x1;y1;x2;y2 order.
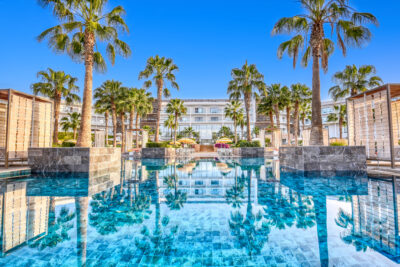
28;147;121;175
233;147;265;158
141;147;176;158
279;146;366;172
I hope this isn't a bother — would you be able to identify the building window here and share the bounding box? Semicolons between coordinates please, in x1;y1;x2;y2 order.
195;180;203;185
210;108;220;114
322;107;333;114
194;108;204;114
194;117;203;122
211;180;219;185
210;117;219;122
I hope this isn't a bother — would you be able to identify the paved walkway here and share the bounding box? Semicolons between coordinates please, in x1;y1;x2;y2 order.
192;152;219;158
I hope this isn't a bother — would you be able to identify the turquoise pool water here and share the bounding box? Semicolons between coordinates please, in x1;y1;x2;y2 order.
0;158;399;266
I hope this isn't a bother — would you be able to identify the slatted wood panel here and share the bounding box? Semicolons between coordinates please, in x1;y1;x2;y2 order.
31;101;52;148
0;101;6;147
8;95;33;159
348;91;391;160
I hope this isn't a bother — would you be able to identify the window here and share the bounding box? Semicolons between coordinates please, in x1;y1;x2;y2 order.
322;107;333;114
211;189;220;195
195;189;204;195
194;108;204;114
211;180;219;185
180;117;188;122
195;180;203;185
195;117;203;122
210;117;219;122
210;107;220;114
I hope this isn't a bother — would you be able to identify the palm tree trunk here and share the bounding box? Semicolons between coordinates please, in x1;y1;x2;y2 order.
274;104;280;128
174;114;178;144
339;117;343;139
286;107;291;146
77;29;95;147
129;109;134;130
111;100;117;147
135;113;140;148
120;112;126;153
293;102;300;146
73;128;77;140
155;79;164;142
53;95;61;145
245;94;252;142
310;48;323;146
269;111;274;128
105;111;109;146
234;119;238;144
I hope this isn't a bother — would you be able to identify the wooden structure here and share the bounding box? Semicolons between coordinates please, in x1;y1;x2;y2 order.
347;84;400;168
0;89;52;168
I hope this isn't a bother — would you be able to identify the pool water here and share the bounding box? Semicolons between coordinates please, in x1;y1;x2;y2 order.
0;158;399;266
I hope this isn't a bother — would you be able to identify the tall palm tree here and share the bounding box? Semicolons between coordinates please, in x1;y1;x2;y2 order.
116;87;130;152
31;68;80;145
94;80;124;147
134;89;154;147
299;102;312;133
227;61;266;141
60;112;81;140
164;115;175;141
139;56;179;142
94;98;111;146
329;64;383;100
166;99;187;144
257;93;275;129
182;126;196;139
38;0;131;147
272;0;378;145
126;88;138;130
237;115;245;140
267;84;287;129
291;84;312;145
224;100;244;144
327;105;347;139
280;86;293;145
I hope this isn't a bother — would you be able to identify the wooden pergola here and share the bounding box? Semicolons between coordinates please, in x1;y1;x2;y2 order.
0;89;53;168
347;84;400;168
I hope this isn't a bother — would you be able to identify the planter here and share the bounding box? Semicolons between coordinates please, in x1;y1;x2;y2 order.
279;146;366;172
28;147;121;175
233;147;265;158
141;147;176;158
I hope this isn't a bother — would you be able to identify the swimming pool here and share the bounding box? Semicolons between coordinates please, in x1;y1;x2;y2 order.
0;158;399;266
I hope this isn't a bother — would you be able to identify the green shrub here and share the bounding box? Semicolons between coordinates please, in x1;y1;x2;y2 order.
265;138;271;147
147;142;168;148
235;140;261;148
61;140;76;147
330;141;347;146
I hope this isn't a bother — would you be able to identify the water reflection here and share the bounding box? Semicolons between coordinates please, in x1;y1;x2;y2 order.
0;158;399;266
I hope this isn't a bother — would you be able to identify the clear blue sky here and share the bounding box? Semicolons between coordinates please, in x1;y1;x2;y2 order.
0;0;399;101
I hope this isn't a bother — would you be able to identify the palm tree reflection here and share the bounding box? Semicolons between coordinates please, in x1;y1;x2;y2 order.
164;163;187;210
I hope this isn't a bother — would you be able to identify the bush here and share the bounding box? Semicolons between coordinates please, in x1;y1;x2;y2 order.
61;140;76;147
146;142;166;148
330;141;347;146
265;138;271;147
235;140;261;148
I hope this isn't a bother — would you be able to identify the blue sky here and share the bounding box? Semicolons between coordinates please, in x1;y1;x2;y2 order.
0;0;399;101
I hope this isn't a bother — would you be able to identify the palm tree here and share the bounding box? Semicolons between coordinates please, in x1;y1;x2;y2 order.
227;61;266;141
134;89;154;147
94;98;111;146
280;86;293;145
291;84;312;145
257;94;275;129
139;56;179;142
126;88;138;130
273;0;378;145
267;84;287;129
299;102;312;132
327;105;347;139
237;115;245;140
116;86;130;152
31;68;80;145
329;64;383;100
38;0;131;147
164;164;187;210
94;80;125;147
224;100;244;144
166;99;187;143
164;115;175;141
60;112;81;140
182;126;196;139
